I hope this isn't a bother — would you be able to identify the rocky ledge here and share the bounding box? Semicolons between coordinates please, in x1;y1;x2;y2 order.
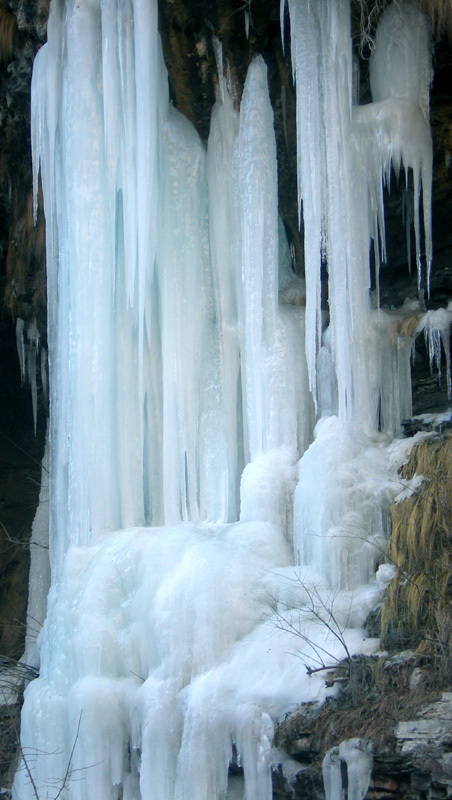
273;652;452;800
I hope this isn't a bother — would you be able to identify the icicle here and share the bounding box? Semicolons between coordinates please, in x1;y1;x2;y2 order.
322;746;342;800
317;327;338;419
286;0;433;430
425;326;443;379
236;55;280;457
15;317;25;382
280;0;286;54
23;437;50;668
244;8;250;40
285;0;324;408
27;320;40;435
341;739;373;800
212;36;225;102
15;318;41;434
207;49;241;521
420;304;452;399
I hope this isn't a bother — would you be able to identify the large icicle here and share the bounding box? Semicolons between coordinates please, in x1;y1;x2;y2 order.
207;53;314;523
206;53;243;522
283;0;324;407
286;0;374;427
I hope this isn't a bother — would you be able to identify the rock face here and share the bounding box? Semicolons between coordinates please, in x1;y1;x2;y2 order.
0;1;47;323
0;0;48;656
397;691;452;751
394;693;452;797
274;675;452;800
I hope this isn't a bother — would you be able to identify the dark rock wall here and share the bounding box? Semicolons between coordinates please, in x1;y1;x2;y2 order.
0;6;47;784
0;0;47;695
158;0;303;262
0;9;47;786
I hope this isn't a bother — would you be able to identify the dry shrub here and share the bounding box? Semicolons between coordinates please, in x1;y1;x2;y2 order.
353;0;452;51
381;433;452;651
275;652;441;764
0;704;20;788
353;0;387;54
418;0;452;36
395;313;422;339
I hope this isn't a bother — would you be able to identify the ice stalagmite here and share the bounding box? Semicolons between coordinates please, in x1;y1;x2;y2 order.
16;0;436;798
323;739;373;800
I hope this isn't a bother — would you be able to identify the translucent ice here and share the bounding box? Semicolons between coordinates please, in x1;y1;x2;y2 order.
419;304;452;398
323;738;373;800
285;0;433;428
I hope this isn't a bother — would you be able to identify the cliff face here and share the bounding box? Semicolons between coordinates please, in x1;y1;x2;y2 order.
1;0;452;796
0;0;47;671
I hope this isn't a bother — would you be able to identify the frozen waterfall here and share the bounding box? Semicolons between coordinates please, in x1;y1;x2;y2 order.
14;0;435;798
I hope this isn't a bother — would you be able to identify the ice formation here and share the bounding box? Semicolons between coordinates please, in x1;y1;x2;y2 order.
420;304;452;398
284;0;433;427
15;317;46;435
323;739;373;800
14;0;441;798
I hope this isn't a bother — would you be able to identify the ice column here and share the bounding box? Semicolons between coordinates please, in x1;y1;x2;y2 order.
323;739;373;800
31;0;233;570
207;54;314;525
285;0;374;427
206;52;242;521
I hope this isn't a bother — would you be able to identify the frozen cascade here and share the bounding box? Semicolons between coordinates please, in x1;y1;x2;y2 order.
285;0;432;429
15;0;436;799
